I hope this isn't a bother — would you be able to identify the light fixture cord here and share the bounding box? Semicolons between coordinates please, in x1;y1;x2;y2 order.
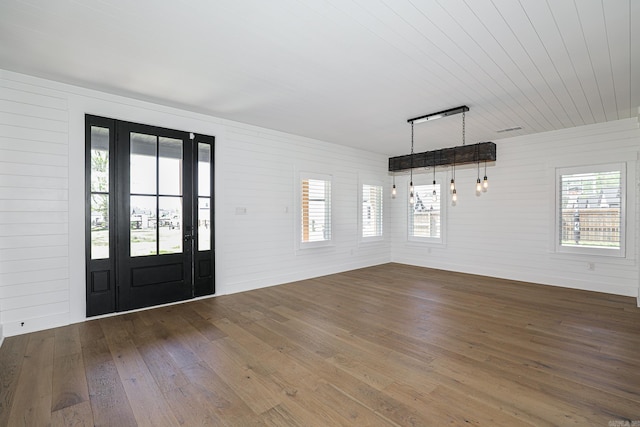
433;153;436;182
462;111;466;146
477;144;480;178
410;121;414;183
452;148;455;181
411;122;414;160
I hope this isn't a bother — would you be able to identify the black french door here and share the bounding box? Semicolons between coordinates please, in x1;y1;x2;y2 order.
85;115;214;316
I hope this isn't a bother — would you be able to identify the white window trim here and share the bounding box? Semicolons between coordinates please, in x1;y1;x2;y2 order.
296;171;333;250
554;162;626;258
407;172;447;246
359;176;384;243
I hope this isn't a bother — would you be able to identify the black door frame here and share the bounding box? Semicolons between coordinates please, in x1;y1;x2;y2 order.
85;114;215;317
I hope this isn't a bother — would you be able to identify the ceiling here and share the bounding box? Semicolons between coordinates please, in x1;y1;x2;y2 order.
1;0;638;156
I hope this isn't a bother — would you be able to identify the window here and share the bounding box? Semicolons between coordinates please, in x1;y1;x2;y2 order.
556;163;625;256
300;174;332;246
409;182;443;243
362;184;383;239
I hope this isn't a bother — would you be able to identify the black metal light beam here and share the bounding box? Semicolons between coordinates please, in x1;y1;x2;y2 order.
407;105;469;124
388;141;496;172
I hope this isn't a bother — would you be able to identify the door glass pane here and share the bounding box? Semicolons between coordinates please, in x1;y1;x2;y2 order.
91;194;109;259
90;127;109;192
131;195;157;256
159;196;183;254
159;137;182;196
90;126;110;259
198;143;211;197
198;197;211;251
130;133;157;194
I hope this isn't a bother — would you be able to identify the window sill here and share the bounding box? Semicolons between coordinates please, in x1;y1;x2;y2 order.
551;247;628;261
296;241;335;255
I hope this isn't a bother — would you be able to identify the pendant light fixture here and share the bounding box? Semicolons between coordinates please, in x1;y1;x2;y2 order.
409;121;414;205
451;148;457;202
450;155;455;192
450;152;455;192
394;106;495;205
476;143;482;193
392;173;397;198
483;159;489;191
432;153;437;202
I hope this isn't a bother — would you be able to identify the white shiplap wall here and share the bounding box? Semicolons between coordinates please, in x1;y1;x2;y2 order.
0;69;391;337
0;74;70;339
217;126;390;293
391;117;640;297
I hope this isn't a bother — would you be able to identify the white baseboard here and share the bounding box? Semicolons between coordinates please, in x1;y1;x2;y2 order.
0;324;4;349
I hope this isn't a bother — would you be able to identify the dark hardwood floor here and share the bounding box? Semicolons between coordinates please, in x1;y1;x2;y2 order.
1;263;639;426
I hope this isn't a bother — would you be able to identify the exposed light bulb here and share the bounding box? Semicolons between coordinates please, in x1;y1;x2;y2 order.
483;175;488;190
392;184;397;197
409;181;414;193
476;178;482;193
450;179;455;192
409;191;415;205
452;189;457;202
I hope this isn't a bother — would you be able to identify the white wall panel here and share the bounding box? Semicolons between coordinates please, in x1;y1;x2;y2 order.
1;268;69;287
1;279;68;299
0;246;68;261
391;118;640;297
0;125;68;145
0;212;67;224
0;162;67;177
0;223;68;237
0;137;69;155
214;124;388;296
0;150;67;166
2;302;69;324
0;71;70;337
0;174;68;189
2;290;68;311
0;257;68;274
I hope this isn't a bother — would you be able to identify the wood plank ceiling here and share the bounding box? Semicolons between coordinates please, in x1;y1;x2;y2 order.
0;0;637;155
